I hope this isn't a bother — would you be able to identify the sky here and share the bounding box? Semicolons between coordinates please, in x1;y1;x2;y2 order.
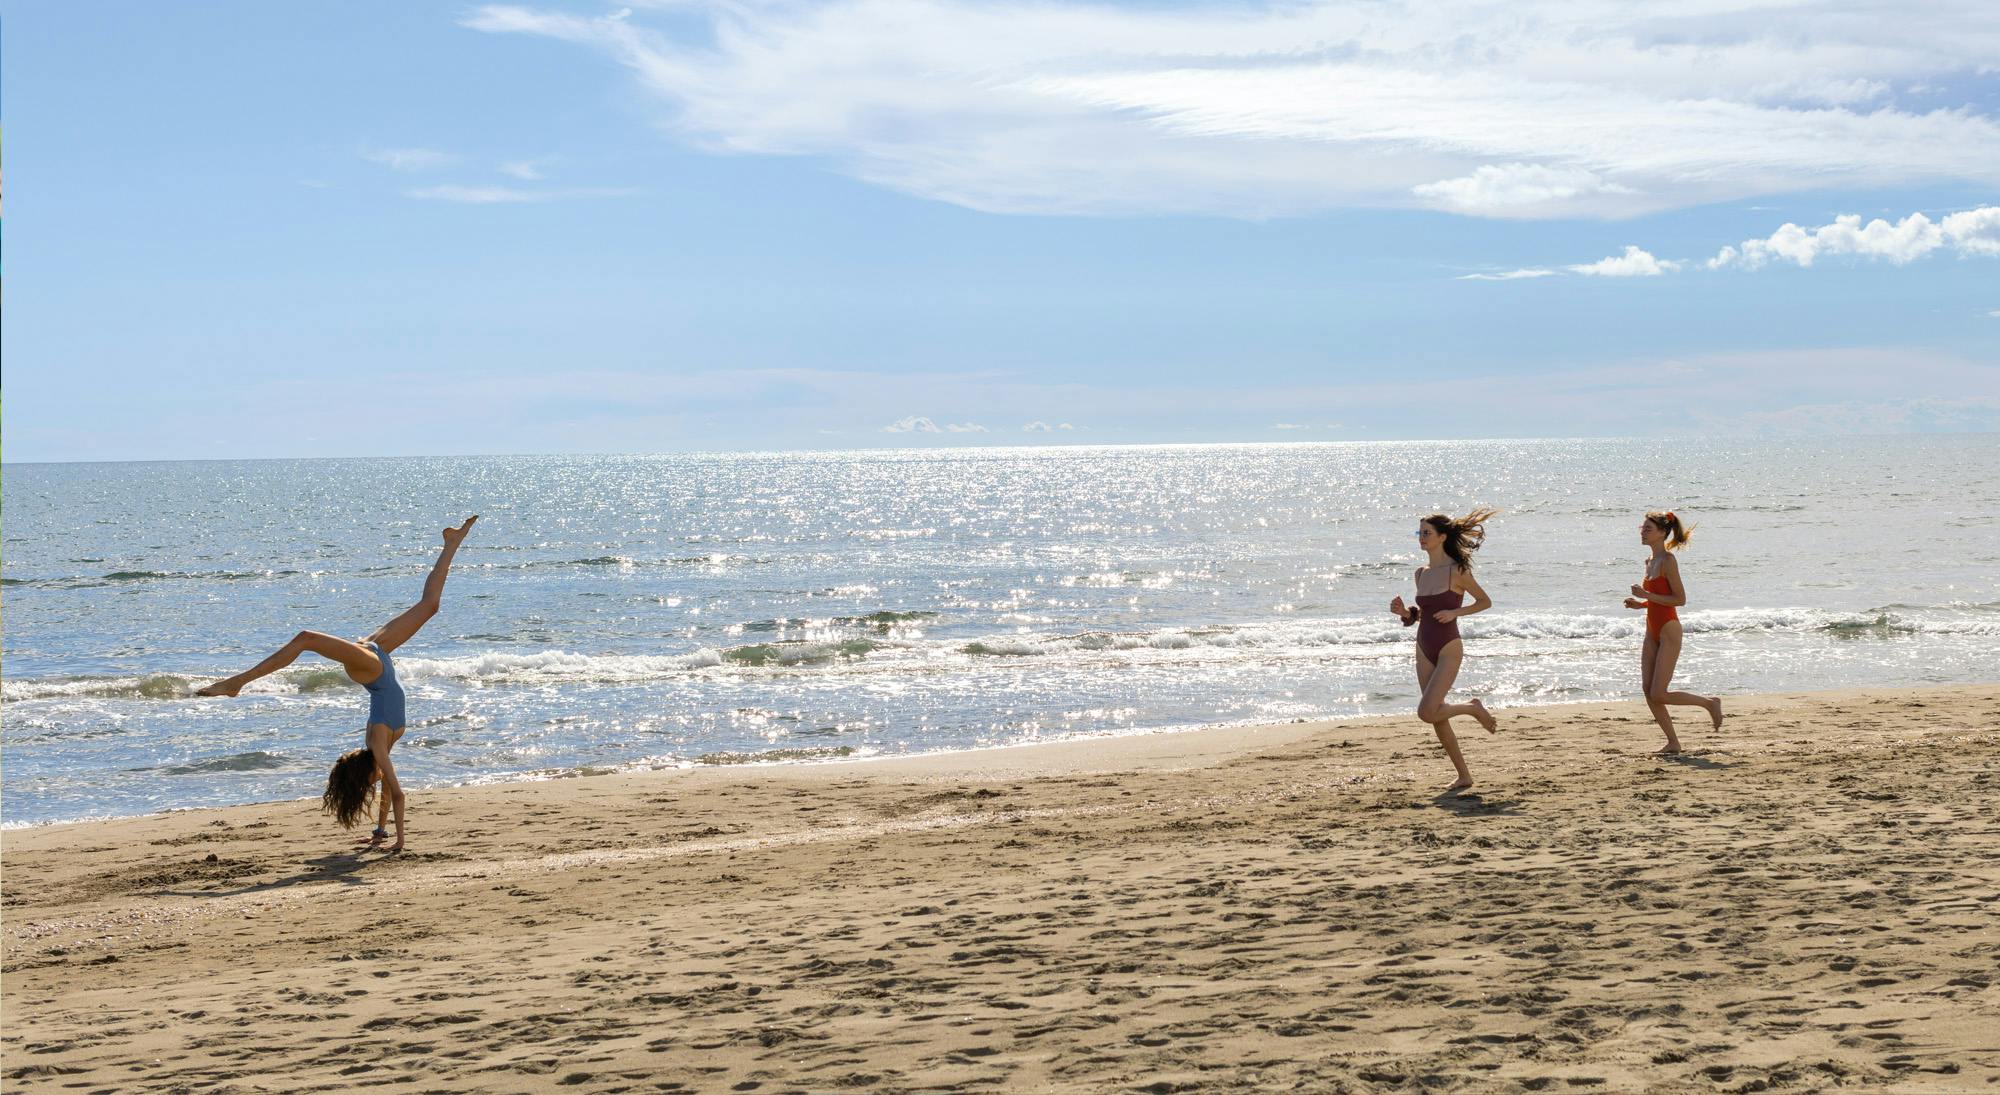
3;0;1997;461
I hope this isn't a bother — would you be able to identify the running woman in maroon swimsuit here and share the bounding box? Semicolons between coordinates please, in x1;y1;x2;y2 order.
1624;510;1723;754
1388;509;1499;793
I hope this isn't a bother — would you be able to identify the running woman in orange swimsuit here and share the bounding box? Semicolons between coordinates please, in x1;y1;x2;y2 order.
1389;508;1499;793
1624;511;1723;754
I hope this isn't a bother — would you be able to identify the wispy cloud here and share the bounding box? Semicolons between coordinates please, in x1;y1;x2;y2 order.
500;159;547;181
1271;423;1309;430
463;1;2000;219
363;147;458;172
405;184;639;203
1458;268;1556;281
1022;421;1077;433
1569;246;1679;277
883;415;942;434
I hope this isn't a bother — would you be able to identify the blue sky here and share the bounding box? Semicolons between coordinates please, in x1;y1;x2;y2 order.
4;0;1997;461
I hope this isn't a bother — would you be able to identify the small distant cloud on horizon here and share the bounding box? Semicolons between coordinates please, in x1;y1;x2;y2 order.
1023;421;1077;433
1271;423;1309;430
882;416;987;434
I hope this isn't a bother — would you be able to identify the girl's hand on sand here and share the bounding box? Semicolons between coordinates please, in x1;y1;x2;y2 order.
1624;597;1647;610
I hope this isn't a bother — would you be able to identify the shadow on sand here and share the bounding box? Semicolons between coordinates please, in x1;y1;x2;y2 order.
1431;790;1525;816
150;850;393;898
1657;751;1739;771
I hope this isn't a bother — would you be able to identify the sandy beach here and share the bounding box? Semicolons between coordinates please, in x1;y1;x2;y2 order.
5;685;1998;1093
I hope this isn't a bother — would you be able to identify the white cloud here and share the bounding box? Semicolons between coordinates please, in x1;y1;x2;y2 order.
405;185;639;203
1458;268;1557;281
1942;206;2000;256
1988;309;2000;317
1022;421;1053;433
363;147;458;172
1569;246;1680;277
1271;423;1309;430
882;416;985;433
464;1;2000;219
500;159;548;180
1414;163;1636;217
1709;205;2000;268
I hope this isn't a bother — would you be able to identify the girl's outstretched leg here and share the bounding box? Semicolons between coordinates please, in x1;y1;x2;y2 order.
367;516;476;654
196;631;381;697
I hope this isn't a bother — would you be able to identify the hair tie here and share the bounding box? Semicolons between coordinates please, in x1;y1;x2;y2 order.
1663;511;1676;522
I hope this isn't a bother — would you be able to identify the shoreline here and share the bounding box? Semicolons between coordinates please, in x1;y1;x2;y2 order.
6;683;1998;1092
0;682;1931;833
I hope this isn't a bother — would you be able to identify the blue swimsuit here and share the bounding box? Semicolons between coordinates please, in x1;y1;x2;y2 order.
362;642;406;730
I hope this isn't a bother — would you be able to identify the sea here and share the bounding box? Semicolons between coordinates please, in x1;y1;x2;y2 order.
4;436;1996;826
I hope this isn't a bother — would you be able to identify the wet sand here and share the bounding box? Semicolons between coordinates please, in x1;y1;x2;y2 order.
5;685;1998;1093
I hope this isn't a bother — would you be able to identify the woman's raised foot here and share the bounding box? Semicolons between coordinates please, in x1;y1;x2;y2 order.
1470;698;1498;734
442;515;478;546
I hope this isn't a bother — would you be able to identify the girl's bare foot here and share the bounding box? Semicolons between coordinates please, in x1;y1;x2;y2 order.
442;515;478;546
1469;698;1498;734
194;680;241;698
1707;696;1724;730
1445;776;1473;793
1655;741;1683;755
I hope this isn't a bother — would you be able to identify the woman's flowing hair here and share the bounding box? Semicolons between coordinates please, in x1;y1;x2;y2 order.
322;749;377;829
1424;507;1498;571
1646;510;1693;550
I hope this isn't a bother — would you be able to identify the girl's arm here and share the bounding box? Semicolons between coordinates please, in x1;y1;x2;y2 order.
1658;554;1688;607
372;744;408;852
1630;556;1688;606
1437;569;1492;622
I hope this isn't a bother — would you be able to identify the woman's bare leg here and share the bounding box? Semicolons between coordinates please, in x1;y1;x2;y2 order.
1644;623;1719;752
195;631;381;697
1418;641;1496;732
367;516;477;654
1417;649;1474;792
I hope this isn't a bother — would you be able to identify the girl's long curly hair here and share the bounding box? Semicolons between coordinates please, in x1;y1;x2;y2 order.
1424;507;1498;571
323;749;377;829
1646;510;1693;550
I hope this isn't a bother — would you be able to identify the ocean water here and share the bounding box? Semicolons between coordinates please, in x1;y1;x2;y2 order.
4;437;1996;826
